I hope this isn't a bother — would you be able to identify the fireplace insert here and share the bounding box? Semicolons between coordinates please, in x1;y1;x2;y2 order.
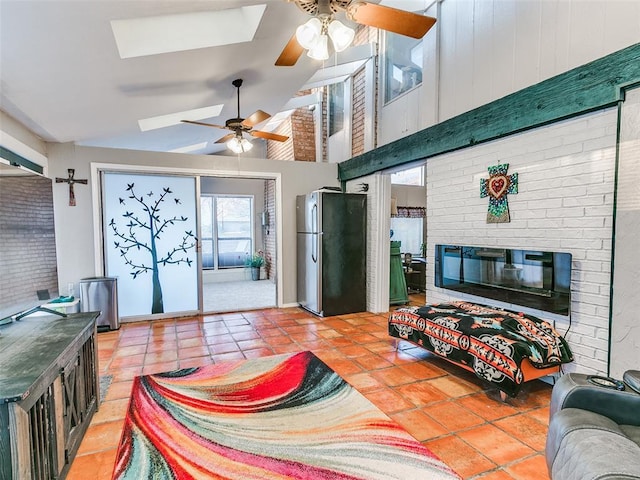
434;245;572;316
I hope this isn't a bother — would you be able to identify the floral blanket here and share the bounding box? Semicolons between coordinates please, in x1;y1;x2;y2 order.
388;301;573;396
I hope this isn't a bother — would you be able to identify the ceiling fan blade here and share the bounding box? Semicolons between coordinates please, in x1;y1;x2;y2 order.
242;110;271;128
347;2;436;39
214;133;236;144
275;34;305;66
181;119;227;129
250;130;289;142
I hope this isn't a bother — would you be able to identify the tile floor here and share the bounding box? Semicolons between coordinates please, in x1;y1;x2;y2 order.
67;299;552;480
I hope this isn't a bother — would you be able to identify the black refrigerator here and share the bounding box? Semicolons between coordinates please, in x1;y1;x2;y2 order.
296;191;367;316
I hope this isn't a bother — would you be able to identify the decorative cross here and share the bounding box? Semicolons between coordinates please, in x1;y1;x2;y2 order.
480;163;518;223
55;168;88;206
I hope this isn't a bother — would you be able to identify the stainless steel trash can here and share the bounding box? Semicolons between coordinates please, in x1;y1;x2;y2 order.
80;277;119;331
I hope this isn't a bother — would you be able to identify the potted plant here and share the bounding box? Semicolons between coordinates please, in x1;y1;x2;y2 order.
245;251;264;281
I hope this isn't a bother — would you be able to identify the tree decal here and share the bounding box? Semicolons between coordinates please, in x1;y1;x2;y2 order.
109;182;196;314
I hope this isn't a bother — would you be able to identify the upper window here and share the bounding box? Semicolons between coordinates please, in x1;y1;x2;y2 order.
391;166;424;186
328;81;345;136
383;30;423;104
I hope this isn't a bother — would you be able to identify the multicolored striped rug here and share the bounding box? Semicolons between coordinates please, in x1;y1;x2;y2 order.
112;351;460;480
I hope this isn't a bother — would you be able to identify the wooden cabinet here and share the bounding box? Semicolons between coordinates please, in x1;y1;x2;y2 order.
0;312;99;480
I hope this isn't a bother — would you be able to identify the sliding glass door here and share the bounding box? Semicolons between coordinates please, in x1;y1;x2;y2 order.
102;172;199;317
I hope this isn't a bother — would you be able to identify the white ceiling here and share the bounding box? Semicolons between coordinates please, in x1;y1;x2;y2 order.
0;0;360;156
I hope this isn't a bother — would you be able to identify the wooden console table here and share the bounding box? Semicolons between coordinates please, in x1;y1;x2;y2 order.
0;311;99;480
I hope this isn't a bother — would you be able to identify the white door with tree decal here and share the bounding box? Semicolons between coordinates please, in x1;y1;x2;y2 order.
103;173;198;317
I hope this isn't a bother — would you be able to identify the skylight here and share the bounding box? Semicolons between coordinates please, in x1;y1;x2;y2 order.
111;4;267;59
138;104;224;131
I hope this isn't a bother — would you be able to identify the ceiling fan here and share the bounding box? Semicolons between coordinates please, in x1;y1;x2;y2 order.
276;0;437;66
182;78;289;153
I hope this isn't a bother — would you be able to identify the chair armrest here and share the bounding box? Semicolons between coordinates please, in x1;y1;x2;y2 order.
550;373;640;426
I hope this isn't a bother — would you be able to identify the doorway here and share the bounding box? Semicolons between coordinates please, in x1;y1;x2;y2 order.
389;164;427;307
200;176;277;313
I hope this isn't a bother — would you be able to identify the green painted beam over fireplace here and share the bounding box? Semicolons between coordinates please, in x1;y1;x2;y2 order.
338;43;640;182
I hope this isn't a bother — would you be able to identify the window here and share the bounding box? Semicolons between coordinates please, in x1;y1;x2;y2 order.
201;195;253;269
383;30;423;103
390;217;424;256
328;81;344;136
391;166;424;186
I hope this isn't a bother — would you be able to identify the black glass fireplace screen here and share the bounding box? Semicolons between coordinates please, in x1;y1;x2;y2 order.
434;245;572;316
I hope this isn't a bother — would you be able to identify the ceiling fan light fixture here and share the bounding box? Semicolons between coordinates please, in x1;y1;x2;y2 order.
295;17;322;49
306;33;329;60
227;135;253;154
327;19;355;52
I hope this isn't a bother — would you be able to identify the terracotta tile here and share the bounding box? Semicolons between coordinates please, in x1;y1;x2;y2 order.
426;374;484;398
506;454;550;480
394;380;448;407
231;330;261;341
424;434;496;478
457;424;534;465
424;400;485;431
178;345;210;359
323;337;356;348
351;333;379;344
323;358;364;376
212;351;246;363
210;342;240;354
146;340;177;353
494;414;548;451
103;380;133;402
112;344;147;357
272;344;305;354
66;448;118;480
363;387;414;413
179;357;213;369
263;334;294;346
370;366;419;387
257;327;286;338
109;353;145;369
456;393;520;421
111;366;143;382
390;409;448;441
92;398;130;424
243;347;275;358
77;420;124;455
236;339;269;350
399;360;448;379
338;344;372;358
178;337;206;348
353;353;395;371
343;372;385;392
116;335;149;347
142;360;178;375
145;350;178;364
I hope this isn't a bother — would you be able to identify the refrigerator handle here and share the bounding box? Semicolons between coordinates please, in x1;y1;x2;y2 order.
311;203;318;263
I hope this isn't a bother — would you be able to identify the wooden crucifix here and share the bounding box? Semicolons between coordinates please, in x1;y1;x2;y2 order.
56;168;87;206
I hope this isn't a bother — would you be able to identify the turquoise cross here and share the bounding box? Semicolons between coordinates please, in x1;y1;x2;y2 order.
480;164;518;223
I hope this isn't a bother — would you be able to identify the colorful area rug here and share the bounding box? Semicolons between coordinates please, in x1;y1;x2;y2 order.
112;351;460;480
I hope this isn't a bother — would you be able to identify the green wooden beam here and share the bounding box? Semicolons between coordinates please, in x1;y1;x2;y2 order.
339;43;640;182
0;146;44;175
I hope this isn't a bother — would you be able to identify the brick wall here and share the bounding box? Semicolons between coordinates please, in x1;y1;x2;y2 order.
266;90;317;162
426;109;617;375
263;179;276;280
352;67;366;156
0;175;59;315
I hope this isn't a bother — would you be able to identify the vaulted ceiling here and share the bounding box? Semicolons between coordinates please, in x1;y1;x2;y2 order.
1;0;399;156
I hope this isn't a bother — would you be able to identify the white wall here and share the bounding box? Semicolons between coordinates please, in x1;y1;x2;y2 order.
610;86;640;378
426;108;617;376
48;144;339;309
378;0;640;146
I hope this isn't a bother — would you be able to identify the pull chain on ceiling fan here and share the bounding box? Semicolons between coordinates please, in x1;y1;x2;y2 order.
182;78;289;153
276;0;437;66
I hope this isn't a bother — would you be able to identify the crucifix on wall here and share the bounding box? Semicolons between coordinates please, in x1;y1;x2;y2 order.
480;163;518;223
56;168;87;206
